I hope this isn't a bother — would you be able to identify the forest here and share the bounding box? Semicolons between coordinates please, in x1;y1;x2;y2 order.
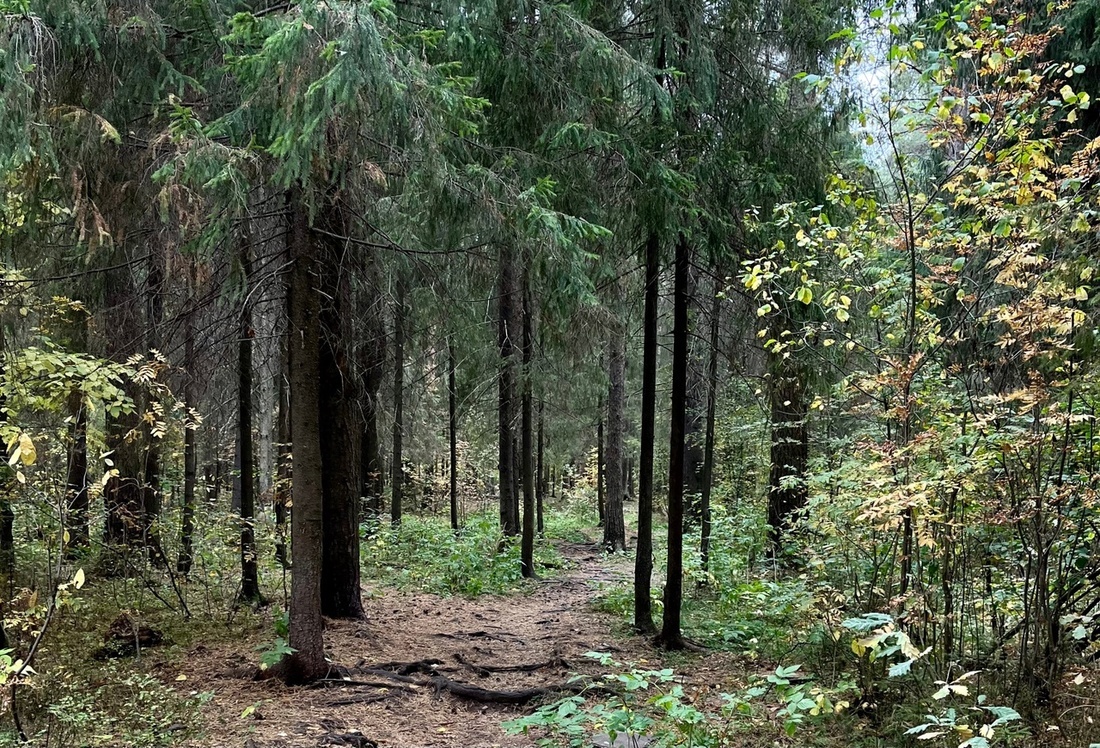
0;0;1099;744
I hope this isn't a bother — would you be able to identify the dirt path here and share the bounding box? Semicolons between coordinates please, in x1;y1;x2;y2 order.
180;537;691;748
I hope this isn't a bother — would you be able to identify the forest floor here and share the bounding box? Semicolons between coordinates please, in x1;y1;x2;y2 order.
177;533;748;748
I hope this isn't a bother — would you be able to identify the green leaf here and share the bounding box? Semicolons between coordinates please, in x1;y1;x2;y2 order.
889;659;914;677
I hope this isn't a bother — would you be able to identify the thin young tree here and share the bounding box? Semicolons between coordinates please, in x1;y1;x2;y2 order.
448;338;459;532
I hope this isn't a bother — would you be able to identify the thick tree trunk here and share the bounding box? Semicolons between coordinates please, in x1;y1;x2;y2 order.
390;279;406;526
660;233;690;649
282;190;327;683
318;208;363;619
634;231;659;634
521;271;536;577
449;340;459;532
700;282;721;571
236;236;261;603
497;246;519;536
603;285;626;552
766;359;808;554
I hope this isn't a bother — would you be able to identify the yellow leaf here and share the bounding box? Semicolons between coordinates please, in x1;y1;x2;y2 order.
73;568;85;590
176;674;188;681
17;434;35;466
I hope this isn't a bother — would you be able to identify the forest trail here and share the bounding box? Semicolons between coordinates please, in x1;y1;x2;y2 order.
179;536;708;748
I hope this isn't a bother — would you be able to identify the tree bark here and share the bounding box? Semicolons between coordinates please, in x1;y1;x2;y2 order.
596;403;605;527
521;270;536;577
766;358;808;554
700;281;721;571
318;207;364;618
282;190;327;683
103;265;144;566
0;321;15;591
65;389;90;556
634;231;659;633
236;234;261;603
142;249;164;562
497;246;519;536
359;261;386;518
603;284;626;553
178;261;197;575
390;278;406;526
274;362;290;568
536;401;545;536
682;263;706;523
660;233;690;649
449;340;459;532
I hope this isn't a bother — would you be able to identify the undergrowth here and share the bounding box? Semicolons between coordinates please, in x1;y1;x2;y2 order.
361;513;567;596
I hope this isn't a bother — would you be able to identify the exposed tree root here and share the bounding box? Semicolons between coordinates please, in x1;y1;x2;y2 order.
453;652;566;677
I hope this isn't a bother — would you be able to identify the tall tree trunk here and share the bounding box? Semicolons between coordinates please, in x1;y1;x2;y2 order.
596;403;605;526
143;249;164;562
62;307;89;555
448;340;459;532
281;190;327;684
360;270;386;518
497;246;518;536
634;233;659;633
274;364;290;568
390;278;406;526
236;235;261;603
103;265;144;566
521;270;536;577
0;321;15;594
660;233;690;649
603;284;626;552
178;262;197;575
700;282;721;571
318;208;363;619
536;401;545;536
766;357;808;554
255;199;283;508
682;263;706;523
64;385;90;556
0;321;12;648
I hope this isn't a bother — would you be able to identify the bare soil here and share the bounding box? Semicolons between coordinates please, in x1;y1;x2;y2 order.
177;536;745;748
